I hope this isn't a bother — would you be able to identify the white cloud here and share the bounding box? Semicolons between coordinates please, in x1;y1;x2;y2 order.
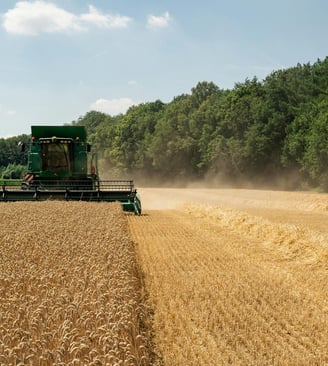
147;11;171;29
128;80;137;85
90;98;138;115
2;1;82;35
80;5;131;29
2;1;132;35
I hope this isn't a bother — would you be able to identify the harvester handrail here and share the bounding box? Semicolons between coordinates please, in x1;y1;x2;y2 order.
26;179;135;191
97;180;135;191
1;179;135;192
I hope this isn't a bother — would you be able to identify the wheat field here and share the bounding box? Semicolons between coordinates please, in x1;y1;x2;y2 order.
128;188;328;366
1;189;328;366
0;202;151;366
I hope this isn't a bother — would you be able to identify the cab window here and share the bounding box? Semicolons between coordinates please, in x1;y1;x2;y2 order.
42;143;72;172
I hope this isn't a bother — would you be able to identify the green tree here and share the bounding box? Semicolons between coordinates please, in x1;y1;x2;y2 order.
149;95;199;180
0;134;29;168
0;163;26;179
108;101;165;176
302;105;328;189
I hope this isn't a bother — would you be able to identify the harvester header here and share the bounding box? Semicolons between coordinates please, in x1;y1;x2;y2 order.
1;125;141;215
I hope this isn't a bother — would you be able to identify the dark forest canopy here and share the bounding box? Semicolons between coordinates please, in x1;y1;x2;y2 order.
2;57;328;189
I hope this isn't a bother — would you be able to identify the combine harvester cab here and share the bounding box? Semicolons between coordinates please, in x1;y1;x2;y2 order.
0;126;142;215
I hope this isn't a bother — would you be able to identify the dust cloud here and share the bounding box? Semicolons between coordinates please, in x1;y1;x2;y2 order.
138;187;328;214
97;163;326;212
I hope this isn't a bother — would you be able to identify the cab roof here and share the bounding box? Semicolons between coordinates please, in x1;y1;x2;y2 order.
31;126;87;142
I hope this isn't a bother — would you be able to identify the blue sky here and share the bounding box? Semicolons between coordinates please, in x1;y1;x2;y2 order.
0;0;327;137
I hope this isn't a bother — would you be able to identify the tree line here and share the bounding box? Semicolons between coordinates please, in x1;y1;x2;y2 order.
0;135;30;178
2;57;328;189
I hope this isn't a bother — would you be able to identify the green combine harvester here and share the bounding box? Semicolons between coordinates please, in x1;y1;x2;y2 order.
0;125;142;215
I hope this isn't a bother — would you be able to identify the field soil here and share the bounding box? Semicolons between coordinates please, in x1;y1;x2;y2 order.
128;188;328;366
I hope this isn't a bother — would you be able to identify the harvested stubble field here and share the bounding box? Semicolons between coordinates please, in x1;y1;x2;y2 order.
0;202;150;366
128;188;328;366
